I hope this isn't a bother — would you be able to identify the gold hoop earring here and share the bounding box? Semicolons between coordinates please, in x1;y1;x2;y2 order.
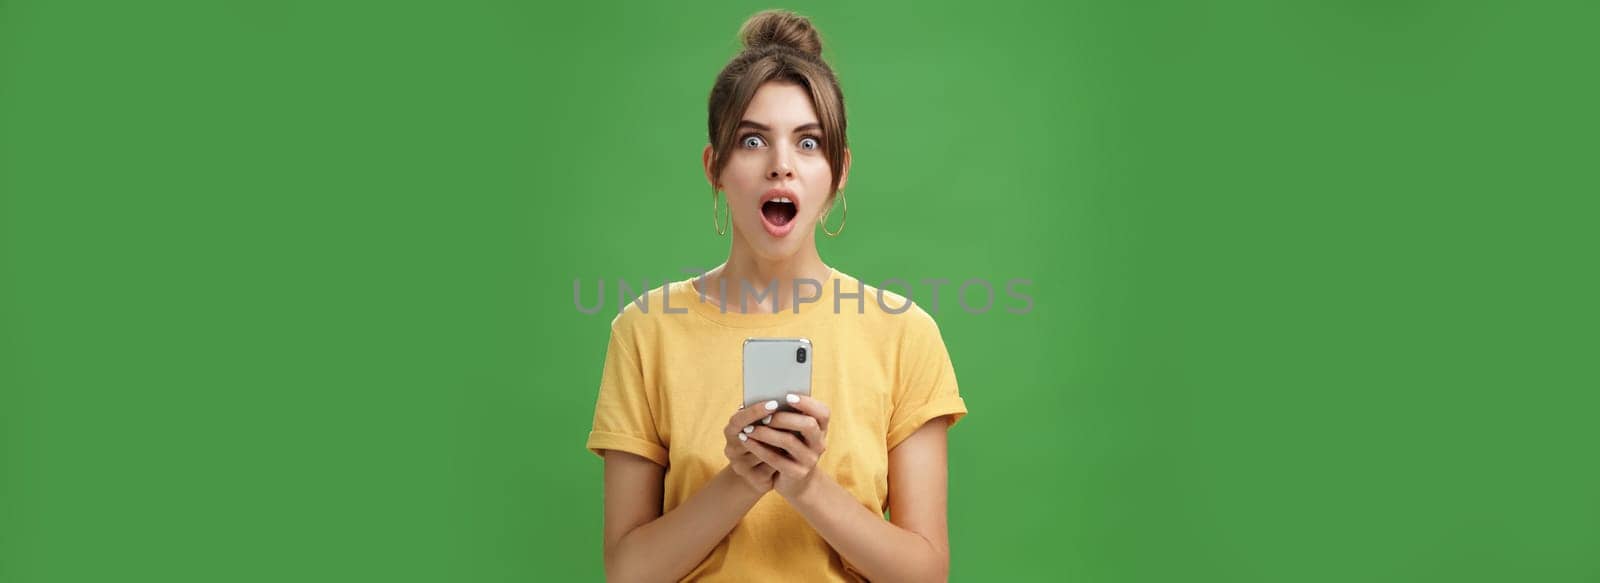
711;189;729;236
821;191;847;237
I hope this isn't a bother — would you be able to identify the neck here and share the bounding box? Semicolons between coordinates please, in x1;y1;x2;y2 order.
701;232;832;314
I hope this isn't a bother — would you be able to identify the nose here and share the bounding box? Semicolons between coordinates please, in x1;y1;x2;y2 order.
768;150;794;180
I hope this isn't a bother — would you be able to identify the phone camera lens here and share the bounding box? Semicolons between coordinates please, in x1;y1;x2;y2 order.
796;347;807;363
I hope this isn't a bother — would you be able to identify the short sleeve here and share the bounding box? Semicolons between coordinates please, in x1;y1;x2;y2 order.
886;310;968;451
585;323;669;466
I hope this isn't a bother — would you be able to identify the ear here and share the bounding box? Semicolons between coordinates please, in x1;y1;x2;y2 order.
702;144;718;190
836;147;852;192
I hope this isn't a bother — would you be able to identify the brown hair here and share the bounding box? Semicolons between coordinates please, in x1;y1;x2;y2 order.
707;10;848;200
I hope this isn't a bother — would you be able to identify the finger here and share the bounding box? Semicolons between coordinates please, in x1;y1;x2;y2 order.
737;399;781;425
764;412;824;447
745;439;801;476
728;399;781;439
743;435;802;475
748;426;818;467
785;394;831;432
767;412;825;450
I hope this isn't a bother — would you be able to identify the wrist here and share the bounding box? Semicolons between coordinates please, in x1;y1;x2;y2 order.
782;469;828;506
722;465;769;502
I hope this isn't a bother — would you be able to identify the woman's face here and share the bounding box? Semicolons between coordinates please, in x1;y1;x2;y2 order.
705;81;849;262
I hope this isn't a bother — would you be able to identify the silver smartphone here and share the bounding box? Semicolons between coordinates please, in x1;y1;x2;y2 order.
742;338;813;413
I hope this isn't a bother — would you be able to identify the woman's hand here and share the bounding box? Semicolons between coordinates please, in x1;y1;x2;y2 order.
726;401;781;494
741;394;831;499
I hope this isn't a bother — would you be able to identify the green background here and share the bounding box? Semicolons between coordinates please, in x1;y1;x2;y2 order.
2;1;1595;581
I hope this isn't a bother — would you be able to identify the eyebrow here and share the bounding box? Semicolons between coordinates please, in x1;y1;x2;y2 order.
737;120;822;133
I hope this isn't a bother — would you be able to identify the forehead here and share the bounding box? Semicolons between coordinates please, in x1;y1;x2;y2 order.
741;82;819;129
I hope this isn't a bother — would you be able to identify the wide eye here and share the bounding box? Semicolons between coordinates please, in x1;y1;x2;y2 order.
799;137;820;151
741;135;765;149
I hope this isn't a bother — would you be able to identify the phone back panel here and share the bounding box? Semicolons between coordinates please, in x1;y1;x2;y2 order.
742;338;813;411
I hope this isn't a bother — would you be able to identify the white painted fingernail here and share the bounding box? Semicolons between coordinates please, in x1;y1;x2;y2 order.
765;400;778;411
738;433;747;442
743;425;754;434
762;415;772;425
786;394;799;404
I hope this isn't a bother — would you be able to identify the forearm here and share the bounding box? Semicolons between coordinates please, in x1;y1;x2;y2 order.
606;466;765;583
789;475;948;583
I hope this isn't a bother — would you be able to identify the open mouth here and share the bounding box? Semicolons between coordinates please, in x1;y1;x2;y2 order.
761;197;798;227
757;189;800;237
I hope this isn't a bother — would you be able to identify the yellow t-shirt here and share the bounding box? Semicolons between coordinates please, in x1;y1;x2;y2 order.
585;267;968;582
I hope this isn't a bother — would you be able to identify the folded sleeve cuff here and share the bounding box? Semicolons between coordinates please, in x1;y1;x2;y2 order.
586;430;669;467
886;397;969;451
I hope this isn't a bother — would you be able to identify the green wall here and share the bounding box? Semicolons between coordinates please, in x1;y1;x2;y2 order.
2;1;1595;581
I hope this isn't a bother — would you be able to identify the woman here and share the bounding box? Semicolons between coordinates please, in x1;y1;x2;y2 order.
586;10;968;582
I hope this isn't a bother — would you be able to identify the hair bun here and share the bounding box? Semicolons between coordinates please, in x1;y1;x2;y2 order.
738;9;822;57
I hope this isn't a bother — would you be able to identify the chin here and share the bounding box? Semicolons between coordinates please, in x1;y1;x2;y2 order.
751;239;804;262
740;226;810;262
